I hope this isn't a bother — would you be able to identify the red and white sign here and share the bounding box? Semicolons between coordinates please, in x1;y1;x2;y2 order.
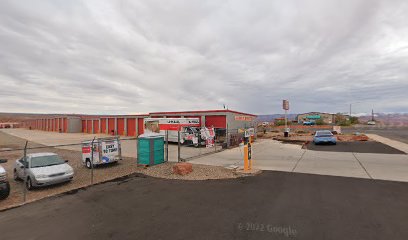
283;100;289;110
235;116;254;121
82;146;91;154
206;138;215;148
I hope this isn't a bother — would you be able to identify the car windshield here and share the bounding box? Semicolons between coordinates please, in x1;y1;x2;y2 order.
316;132;333;137
31;155;65;168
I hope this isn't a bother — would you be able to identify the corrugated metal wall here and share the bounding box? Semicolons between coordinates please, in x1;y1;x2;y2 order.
127;118;136;136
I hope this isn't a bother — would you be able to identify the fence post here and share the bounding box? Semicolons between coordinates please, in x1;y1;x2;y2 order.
214;131;217;153
91;137;96;185
117;136;122;160
178;130;181;162
23;141;28;203
165;130;169;162
136;136;139;164
226;124;229;148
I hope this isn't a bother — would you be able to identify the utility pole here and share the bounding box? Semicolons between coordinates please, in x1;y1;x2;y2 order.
349;102;360;119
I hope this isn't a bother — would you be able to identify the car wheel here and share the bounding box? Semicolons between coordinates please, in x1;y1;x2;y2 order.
26;177;33;190
86;160;92;169
0;182;10;200
13;169;20;181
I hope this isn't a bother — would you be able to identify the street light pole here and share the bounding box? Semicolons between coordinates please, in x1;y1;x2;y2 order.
349;101;361;121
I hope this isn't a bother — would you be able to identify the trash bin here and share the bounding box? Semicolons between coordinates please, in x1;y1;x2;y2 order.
284;131;289;137
138;136;164;165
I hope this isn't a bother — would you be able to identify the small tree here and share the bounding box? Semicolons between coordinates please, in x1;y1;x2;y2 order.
350;116;359;124
274;120;291;126
315;119;326;125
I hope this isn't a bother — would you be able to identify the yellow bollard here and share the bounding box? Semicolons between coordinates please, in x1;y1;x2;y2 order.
244;144;249;171
244;143;252;171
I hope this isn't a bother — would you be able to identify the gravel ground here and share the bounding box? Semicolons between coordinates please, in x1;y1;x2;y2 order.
0;131;238;211
139;162;239;180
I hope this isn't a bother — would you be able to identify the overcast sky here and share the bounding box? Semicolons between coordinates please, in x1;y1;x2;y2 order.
1;0;407;115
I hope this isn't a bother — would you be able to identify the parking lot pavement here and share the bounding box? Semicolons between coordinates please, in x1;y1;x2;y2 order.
1;128;108;146
293;150;371;179
1;171;408;240
191;139;408;182
305;141;406;154
188;145;244;166
250;141;304;171
354;153;408;182
365;134;408;154
189;140;305;171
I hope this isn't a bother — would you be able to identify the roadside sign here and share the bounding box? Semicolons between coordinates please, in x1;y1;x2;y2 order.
206;137;215;148
333;126;342;134
283;100;289;110
244;128;255;138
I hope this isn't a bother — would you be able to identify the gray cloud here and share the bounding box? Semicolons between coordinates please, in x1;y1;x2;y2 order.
0;0;407;115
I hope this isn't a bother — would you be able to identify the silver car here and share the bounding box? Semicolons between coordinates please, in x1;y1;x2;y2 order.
13;153;74;190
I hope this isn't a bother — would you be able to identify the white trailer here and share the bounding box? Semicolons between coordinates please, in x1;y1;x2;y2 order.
81;137;122;168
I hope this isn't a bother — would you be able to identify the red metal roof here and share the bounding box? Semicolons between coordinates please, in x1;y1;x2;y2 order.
149;109;257;117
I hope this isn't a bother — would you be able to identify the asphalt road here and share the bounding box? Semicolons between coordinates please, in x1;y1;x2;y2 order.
1;172;408;240
305;141;406;154
343;127;408;144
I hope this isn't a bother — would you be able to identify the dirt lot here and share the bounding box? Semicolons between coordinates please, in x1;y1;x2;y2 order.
0;131;237;211
343;126;408;144
258;130;371;144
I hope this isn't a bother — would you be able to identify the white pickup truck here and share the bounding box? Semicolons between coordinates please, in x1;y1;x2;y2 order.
81;137;122;169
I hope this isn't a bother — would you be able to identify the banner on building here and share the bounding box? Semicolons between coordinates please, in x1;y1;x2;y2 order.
235;116;255;121
144;118;200;132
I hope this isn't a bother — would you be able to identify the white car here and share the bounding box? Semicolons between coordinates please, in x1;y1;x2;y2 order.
0;160;10;199
13;153;74;190
367;121;376;125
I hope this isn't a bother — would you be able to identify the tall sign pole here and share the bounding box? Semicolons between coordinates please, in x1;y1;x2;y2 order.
283;100;289;137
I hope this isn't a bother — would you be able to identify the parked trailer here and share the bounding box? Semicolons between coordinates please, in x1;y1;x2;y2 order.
143;118;214;147
81;137;122;169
